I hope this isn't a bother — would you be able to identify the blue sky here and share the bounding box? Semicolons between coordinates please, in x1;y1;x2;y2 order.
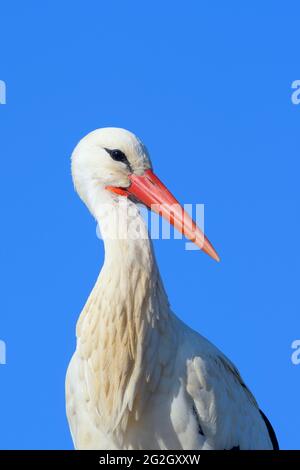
0;1;299;449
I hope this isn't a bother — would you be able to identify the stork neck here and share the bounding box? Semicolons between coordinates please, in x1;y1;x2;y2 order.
76;198;173;434
100;198;155;274
94;198;169;322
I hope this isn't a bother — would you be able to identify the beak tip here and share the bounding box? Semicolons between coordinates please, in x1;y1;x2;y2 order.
202;239;220;263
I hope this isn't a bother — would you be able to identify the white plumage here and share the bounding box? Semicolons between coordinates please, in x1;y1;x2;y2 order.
66;127;278;450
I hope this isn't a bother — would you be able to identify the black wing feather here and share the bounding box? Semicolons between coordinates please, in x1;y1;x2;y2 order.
259;409;279;450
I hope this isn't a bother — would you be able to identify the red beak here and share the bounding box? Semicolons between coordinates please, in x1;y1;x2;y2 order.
106;169;220;262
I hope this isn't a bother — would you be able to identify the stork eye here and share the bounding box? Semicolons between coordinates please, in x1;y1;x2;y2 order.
111;150;127;162
104;147;132;172
105;148;128;163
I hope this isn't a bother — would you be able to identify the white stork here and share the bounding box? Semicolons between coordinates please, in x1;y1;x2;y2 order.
66;127;279;450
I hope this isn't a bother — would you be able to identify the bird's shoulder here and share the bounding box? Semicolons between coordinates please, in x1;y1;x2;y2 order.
170;314;273;449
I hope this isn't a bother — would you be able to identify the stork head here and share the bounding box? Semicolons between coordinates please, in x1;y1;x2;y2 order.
71;127;219;261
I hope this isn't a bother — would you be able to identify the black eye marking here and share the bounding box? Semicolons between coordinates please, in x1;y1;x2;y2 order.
104;148;132;172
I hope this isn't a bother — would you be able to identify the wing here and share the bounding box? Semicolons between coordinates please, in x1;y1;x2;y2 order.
183;339;277;449
259;409;279;450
